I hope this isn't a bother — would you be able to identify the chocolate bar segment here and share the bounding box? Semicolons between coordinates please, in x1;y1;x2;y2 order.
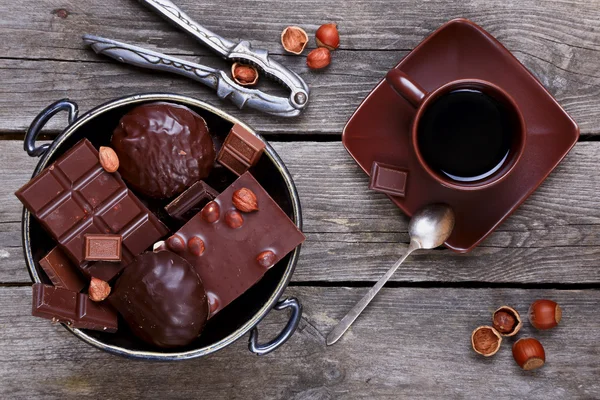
32;283;118;332
217;124;265;176
369;162;408;197
164;180;219;221
84;234;122;261
164;172;305;316
83;261;126;283
38;247;86;292
15;139;169;274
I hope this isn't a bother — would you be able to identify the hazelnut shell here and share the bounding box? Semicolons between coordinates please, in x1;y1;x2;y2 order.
512;337;546;370
281;26;309;54
492;305;522;336
231;62;259;86
529;299;562;330
471;325;502;357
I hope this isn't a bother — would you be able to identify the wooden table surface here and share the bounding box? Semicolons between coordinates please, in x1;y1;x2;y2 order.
2;1;600;398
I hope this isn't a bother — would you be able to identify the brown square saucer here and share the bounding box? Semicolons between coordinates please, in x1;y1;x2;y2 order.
342;18;579;253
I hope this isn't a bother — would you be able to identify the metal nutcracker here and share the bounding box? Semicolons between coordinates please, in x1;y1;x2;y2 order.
83;0;309;117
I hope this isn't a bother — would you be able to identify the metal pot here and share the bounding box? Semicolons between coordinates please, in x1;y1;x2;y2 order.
21;93;303;360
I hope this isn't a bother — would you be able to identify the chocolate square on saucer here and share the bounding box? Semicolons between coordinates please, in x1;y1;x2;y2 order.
369;162;408;197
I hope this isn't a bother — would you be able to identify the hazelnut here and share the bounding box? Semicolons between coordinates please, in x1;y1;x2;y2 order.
152;240;166;252
231;62;259;86
99;146;119;173
492;306;522;336
208;292;220;315
529;299;562;330
281;26;309;54
512;337;545;370
166;234;186;253
315;23;340;51
232;188;258;212
225;210;244;229
201;201;220;223
471;326;502;357
88;277;111;302
306;47;331;70
256;250;276;268
188;236;205;256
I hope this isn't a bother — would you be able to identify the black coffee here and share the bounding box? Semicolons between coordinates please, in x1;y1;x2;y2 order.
418;89;513;181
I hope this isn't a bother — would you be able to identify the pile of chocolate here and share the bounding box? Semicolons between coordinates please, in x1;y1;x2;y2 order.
16;102;305;349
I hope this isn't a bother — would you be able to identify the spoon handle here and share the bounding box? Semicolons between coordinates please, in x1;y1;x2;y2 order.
326;239;421;346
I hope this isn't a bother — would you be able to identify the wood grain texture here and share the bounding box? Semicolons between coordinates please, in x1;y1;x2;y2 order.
0;286;598;399
2;140;600;284
0;0;599;134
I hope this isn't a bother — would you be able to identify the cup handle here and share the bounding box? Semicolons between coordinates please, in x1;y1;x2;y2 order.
385;69;427;108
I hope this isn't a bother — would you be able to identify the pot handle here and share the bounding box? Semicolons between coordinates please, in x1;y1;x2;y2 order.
24;99;79;157
248;297;302;356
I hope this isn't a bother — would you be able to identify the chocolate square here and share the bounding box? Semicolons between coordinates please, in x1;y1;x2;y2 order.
84;234;122;261
369;162;408;197
217;124;265;176
164;180;219;221
38;247;86;292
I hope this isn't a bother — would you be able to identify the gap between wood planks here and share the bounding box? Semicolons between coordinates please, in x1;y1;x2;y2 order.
2;133;600;142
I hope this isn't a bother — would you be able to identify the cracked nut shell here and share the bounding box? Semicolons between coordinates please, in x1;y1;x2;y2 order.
492;306;522;336
471;326;502;357
281;26;309;54
231;63;259;86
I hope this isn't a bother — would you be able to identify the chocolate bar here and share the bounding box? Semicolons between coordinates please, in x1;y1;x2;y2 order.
164;180;219;221
32;283;118;332
163;172;305;316
15;139;169;276
217;124;265;176
84;234;122;261
369;162;408;197
38;247;86;292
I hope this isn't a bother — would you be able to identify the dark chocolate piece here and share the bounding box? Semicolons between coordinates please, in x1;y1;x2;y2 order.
217;124;265;176
84;234;122;261
15;139;169;276
164;180;219;221
84;261;126;283
32;283;118;332
110;251;208;348
112;102;216;199
369;162;408;197
164;172;305;316
38;247;86;292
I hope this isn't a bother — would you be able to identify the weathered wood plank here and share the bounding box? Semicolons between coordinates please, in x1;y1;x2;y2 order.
0;286;598;399
0;0;599;135
1;140;599;284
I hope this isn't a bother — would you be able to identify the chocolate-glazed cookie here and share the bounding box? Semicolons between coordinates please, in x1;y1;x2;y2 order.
112;102;216;199
109;251;209;348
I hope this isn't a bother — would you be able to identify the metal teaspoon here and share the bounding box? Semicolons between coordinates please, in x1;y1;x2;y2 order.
326;204;455;345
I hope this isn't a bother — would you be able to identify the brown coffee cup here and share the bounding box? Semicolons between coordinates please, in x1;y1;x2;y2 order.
385;69;526;191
